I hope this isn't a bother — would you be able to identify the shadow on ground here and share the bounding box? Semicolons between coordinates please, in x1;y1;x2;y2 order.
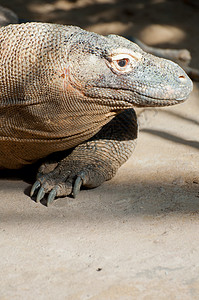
0;172;198;225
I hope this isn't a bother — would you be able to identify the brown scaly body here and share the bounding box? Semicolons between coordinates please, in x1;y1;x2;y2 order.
0;23;115;169
0;22;193;205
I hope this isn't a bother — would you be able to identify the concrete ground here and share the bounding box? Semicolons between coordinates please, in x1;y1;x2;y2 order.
0;1;199;299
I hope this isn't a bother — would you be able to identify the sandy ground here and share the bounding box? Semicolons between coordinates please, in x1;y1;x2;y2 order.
0;0;199;299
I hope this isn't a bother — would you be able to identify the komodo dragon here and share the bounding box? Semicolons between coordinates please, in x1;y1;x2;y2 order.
0;22;193;205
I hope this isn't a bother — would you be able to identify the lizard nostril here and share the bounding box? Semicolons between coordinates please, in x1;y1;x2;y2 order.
178;74;187;82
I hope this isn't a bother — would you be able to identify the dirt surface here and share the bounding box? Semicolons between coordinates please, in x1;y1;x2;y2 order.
0;0;199;299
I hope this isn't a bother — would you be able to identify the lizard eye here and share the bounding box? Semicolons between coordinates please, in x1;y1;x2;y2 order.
116;58;129;68
108;50;142;74
111;56;131;72
109;53;138;73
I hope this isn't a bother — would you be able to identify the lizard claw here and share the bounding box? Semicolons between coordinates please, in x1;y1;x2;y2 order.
47;188;58;206
36;187;45;203
73;175;83;198
30;159;102;205
30;180;41;197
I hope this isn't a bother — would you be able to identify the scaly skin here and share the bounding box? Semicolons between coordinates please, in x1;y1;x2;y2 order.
0;22;193;205
128;36;199;81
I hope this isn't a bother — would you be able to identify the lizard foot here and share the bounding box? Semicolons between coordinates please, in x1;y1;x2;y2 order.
30;110;137;206
30;160;108;206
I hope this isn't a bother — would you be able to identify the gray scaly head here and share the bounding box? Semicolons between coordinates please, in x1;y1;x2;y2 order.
67;30;193;108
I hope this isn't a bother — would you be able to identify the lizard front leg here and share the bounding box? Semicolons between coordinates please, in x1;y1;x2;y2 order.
30;109;138;206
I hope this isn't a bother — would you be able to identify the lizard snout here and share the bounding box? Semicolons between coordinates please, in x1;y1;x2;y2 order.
168;60;193;89
177;73;191;85
176;68;193;97
165;59;193;100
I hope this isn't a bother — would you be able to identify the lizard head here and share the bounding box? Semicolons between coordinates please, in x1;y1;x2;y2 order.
68;30;193;108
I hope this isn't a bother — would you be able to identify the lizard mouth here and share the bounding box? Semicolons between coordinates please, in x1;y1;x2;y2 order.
130;90;188;107
83;85;191;108
71;73;192;108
